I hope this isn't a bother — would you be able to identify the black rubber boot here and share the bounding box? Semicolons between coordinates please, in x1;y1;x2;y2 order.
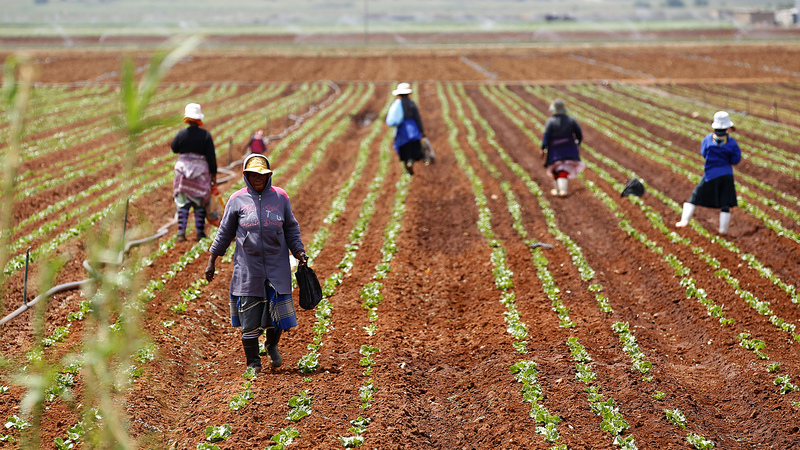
265;328;283;368
242;338;262;373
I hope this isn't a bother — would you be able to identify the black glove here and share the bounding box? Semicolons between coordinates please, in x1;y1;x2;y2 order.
294;250;308;266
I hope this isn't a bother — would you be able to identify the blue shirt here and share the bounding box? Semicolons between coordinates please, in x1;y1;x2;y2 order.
700;133;741;181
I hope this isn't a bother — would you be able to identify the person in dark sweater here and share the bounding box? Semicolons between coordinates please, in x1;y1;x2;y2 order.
170;103;218;241
676;111;741;234
541;99;585;197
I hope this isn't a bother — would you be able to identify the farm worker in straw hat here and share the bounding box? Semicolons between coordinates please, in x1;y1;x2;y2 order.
385;82;427;175
541;98;585;197
205;154;308;373
170;102;218;241
676;111;741;234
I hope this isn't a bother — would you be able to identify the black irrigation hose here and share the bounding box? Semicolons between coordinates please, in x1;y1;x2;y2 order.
0;80;341;326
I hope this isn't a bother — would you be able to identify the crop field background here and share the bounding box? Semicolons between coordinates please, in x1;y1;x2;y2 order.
2;24;800;450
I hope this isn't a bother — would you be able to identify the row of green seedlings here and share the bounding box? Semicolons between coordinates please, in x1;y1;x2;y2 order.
478;84;718;448
4;82;339;446
580;153;800;399
13;83;192;150
456;83;652;448
186;84;377;448
2;83;109;130
560;84;800;237
14;83;237;163
16;84;238;163
517;84;800;310
609;83;800;172
534;84;800;248
3;83;281;277
579;140;800;340
3;82;322;282
341;131;411;447
1;82;155;158
438;83;567;449
5;84;119;155
14;83;269;198
574;83;800;183
15;82;197;187
1;81;337;447
664;83;800;130
288;83;406;446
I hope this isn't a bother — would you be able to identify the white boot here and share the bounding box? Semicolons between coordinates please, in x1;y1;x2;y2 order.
556;178;568;197
550;180;559;196
675;202;695;227
719;211;731;234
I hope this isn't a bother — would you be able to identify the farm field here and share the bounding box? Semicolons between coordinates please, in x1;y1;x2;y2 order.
2;37;800;449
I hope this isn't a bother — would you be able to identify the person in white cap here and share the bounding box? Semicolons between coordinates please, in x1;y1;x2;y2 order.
170;103;218;241
205;154;308;373
676;111;741;234
385;82;426;175
541;99;585;197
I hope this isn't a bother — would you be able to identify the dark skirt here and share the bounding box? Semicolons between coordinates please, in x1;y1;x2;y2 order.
397;139;424;163
690;174;737;209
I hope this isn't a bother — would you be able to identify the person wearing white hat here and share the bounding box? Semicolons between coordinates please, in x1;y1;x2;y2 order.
170;103;218;241
386;82;427;175
541;98;585;197
676;111;741;234
205;154;308;373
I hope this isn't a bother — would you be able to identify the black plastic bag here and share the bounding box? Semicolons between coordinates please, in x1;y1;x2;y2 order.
621;178;645;197
296;265;323;310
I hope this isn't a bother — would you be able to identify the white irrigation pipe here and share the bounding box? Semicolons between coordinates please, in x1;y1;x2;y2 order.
0;81;342;326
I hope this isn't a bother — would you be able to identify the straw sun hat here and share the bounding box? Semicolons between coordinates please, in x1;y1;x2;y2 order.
243;155;273;175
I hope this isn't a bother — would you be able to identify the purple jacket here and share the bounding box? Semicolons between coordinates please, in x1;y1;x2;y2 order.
209;158;305;296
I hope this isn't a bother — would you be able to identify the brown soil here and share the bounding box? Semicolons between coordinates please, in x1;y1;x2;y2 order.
1;32;800;450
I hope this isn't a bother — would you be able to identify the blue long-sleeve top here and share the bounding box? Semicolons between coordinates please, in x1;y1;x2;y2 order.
701;133;741;181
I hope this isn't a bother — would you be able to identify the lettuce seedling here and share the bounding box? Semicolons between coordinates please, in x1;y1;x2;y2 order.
664;409;687;429
204;424;231;443
686;432;715;449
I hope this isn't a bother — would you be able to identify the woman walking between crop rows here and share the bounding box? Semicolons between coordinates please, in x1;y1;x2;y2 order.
676;111;741;234
385;82;430;175
541;99;585;197
171;103;218;241
205;154;308;373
